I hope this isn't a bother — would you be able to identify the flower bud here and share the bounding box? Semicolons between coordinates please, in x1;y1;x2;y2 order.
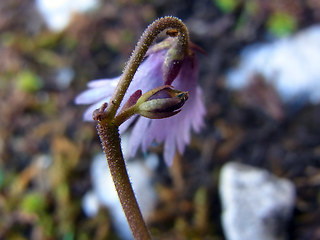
162;38;186;85
136;85;188;119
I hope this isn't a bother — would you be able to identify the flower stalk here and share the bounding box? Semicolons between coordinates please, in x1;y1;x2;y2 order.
93;17;191;239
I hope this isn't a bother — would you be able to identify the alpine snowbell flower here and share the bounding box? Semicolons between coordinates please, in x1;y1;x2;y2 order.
75;38;205;165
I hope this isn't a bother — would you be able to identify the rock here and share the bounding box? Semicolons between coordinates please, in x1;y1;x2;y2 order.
36;0;99;31
219;162;296;240
227;25;320;105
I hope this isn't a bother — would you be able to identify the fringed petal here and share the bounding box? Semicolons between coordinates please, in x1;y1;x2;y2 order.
164;133;176;166
191;87;206;132
119;115;137;134
129;117;151;157
75;87;114;105
87;77;119;88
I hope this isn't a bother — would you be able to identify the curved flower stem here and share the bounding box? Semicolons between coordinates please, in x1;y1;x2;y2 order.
105;16;190;119
114;105;137;126
95;17;190;240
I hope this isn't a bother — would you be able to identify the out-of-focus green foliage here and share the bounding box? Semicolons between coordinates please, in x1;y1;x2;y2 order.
20;192;46;214
267;11;297;37
214;0;239;13
0;168;4;189
16;70;43;93
62;232;74;240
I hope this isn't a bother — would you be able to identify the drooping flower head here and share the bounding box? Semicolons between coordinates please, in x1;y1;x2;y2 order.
75;37;205;165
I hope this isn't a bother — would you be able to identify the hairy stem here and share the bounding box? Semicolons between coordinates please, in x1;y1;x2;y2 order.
105;16;189;119
95;17;190;240
96;121;151;240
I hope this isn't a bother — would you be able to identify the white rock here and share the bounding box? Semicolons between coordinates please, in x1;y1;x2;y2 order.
219;162;295;240
36;0;99;31
55;67;74;90
227;25;320;104
87;153;157;240
82;190;99;217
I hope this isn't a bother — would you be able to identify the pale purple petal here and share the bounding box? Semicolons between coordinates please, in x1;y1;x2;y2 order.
191;87;206;132
164;133;176;166
176;116;189;154
142;119;166;150
168;107;190;155
180;109;192;143
116;51;165;116
87;77;119;88
119;115;137;134
129;117;151;157
75;78;119;105
126;51;164;94
75;87;114;104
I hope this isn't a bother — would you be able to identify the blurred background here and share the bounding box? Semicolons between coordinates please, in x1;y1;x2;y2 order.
0;0;320;239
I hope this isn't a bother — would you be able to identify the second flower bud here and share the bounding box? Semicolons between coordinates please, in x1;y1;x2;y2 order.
136;85;189;119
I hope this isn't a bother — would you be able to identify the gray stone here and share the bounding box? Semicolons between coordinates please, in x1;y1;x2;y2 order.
219;162;296;240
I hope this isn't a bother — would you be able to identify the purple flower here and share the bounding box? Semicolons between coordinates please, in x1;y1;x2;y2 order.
75;41;205;165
